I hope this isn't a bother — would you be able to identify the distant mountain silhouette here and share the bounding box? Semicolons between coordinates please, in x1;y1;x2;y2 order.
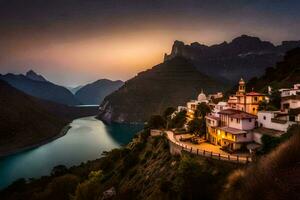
98;57;225;123
75;79;124;105
0;80;99;156
67;85;83;94
0;70;80;105
25;70;48;82
164;35;300;83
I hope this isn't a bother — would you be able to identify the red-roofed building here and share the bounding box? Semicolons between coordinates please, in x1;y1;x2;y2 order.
228;78;266;115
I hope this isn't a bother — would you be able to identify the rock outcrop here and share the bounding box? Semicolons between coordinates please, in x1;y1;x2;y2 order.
164;35;300;82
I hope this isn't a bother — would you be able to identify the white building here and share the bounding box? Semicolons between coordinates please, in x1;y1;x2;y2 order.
186;90;209;120
279;84;300;97
257;111;295;132
281;95;300;111
212;101;230;117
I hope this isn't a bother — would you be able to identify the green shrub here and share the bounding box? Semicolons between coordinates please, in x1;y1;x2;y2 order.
35;174;80;200
73;171;103;200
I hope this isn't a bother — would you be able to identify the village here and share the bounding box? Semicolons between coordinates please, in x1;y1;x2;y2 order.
151;79;300;163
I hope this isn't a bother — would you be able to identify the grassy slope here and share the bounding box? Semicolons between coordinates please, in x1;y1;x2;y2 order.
0;80;98;156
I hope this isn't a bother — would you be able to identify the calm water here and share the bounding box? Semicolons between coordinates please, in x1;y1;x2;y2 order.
0;116;143;189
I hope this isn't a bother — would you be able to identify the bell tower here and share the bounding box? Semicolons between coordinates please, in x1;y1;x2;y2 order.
237;78;246;95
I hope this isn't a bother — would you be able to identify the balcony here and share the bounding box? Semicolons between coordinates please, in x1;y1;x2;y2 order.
271;118;287;124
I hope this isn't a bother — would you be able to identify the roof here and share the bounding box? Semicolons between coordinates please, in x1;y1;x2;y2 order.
219;126;247;135
253;127;284;137
205;115;220;121
230;112;257;119
281;95;300;101
246;91;265;96
218;109;257;119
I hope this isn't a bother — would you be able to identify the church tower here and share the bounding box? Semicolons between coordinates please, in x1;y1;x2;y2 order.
237;78;246;95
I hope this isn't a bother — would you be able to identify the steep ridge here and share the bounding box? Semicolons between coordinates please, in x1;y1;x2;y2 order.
75;79;124;105
0;71;80;105
0;80;68;156
25;70;48;82
164;35;300;82
0;80;98;156
98;57;225;123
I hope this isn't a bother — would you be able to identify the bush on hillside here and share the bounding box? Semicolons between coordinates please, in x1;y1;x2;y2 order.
147;115;166;129
73;171;103;200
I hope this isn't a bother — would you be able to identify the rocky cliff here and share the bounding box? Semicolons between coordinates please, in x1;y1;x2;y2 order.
164;35;300;82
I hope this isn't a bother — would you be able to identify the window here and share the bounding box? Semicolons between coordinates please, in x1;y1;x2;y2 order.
263;116;266;120
225;132;228;137
237;119;240;123
254;97;258;102
231;118;233;122
232;135;235;140
249;118;252;122
253;108;255;112
243;133;247;137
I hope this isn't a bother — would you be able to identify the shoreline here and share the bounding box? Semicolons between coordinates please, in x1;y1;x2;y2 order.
0;125;72;159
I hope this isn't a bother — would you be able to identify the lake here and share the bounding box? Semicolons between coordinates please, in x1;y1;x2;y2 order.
0;116;143;189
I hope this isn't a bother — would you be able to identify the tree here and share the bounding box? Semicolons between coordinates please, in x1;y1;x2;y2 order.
73;171;103;200
269;90;281;110
170;110;187;128
163;107;176;129
194;103;211;118
187;119;201;134
258;100;278;111
147;115;166;129
163;107;176;119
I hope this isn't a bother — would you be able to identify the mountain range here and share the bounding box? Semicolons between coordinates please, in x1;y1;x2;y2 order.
0;71;123;106
75;79;124;105
0;71;80;105
98;57;224;123
98;35;300;123
164;35;300;83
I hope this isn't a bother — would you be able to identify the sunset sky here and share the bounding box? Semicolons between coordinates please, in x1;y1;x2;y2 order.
0;0;300;86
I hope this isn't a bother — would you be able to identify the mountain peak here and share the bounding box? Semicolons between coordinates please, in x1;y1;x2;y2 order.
25;70;47;82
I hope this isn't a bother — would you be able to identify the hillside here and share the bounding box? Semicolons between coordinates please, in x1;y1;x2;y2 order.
1;126;299;199
0;131;239;200
246;47;300;92
165;35;300;83
98;57;224;123
75;79;124;105
0;80;99;157
0;71;80;105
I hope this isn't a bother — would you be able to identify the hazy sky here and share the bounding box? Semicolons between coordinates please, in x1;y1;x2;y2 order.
0;0;300;86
